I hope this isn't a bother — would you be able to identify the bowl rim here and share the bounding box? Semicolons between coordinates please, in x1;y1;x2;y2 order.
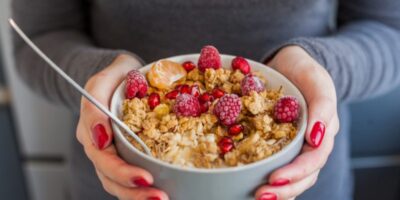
111;54;308;174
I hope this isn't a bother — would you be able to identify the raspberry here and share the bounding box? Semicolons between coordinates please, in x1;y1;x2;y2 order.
182;61;196;72
198;45;221;72
213;94;242;126
241;74;265;96
125;70;148;99
274;96;300;123
231;56;250;75
173;93;201;117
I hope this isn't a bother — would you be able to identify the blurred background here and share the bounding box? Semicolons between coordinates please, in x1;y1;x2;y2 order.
0;0;399;200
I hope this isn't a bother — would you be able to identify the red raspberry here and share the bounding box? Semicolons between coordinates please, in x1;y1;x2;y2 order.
125;70;148;99
231;56;251;75
218;137;234;154
148;93;160;110
241;75;265;96
198;45;221;72
213;94;242;126
182;61;196;72
228;124;244;136
274;96;300;123
173;93;201;117
211;88;225;99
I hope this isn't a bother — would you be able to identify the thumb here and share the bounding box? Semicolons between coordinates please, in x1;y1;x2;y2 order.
304;97;335;148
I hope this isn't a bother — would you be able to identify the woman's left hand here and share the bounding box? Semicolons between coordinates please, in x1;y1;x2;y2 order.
255;46;340;200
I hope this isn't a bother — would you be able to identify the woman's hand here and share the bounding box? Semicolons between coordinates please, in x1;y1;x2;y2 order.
76;54;169;200
255;46;340;200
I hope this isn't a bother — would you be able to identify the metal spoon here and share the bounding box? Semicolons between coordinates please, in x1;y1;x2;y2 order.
9;18;152;156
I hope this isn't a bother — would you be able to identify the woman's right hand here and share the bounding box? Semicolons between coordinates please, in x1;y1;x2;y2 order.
76;54;169;200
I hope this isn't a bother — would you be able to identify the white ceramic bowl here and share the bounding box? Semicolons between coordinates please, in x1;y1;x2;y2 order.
111;54;307;200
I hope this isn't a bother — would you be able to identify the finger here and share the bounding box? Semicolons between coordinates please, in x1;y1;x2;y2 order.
96;170;169;200
268;119;337;185
81;126;154;188
256;171;319;200
81;55;141;150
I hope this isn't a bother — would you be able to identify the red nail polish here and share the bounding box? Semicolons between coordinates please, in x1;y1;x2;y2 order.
92;124;109;149
310;121;326;148
147;197;161;200
258;192;277;200
133;177;150;187
271;178;290;186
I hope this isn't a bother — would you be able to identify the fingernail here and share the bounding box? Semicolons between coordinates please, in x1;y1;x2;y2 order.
147;197;161;200
310;121;326;148
271;178;290;186
92;123;109;149
132;177;150;187
258;192;277;200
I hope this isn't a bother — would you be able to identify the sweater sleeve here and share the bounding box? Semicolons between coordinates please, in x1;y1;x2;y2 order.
264;0;400;103
11;0;142;113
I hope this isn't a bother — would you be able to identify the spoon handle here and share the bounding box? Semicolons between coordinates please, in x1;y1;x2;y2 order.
9;18;152;156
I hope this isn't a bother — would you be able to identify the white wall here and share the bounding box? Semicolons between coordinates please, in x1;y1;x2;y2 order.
0;1;73;200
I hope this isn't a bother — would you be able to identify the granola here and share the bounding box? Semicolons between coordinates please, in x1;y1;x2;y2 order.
122;46;300;169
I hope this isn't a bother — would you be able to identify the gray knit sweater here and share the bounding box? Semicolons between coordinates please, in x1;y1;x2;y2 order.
12;0;400;113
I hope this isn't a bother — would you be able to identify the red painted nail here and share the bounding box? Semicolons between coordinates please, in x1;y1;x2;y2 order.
92;124;109;150
147;197;161;200
258;192;277;200
310;121;326;148
133;177;150;187
271;178;290;186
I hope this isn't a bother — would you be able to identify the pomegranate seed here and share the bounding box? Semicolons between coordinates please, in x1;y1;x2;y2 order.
175;84;183;90
218;137;234;154
148;93;160;109
228;124;244;136
165;90;179;99
182;61;196;72
200;102;210;113
190;85;200;97
199;93;214;103
212;88;225;99
232;56;251;75
180;84;191;94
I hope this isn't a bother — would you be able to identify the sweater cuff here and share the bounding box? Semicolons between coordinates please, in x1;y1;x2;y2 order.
260;37;327;68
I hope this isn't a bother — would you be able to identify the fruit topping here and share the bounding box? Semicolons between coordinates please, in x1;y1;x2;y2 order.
228;124;244;136
147;60;187;90
274;96;300;123
218;137;234;154
241;74;265;96
231;56;250;75
182;61;196;72
148;92;160;110
125;70;148;99
211;88;225;99
198;45;221;72
213;94;242;126
173;93;201;117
